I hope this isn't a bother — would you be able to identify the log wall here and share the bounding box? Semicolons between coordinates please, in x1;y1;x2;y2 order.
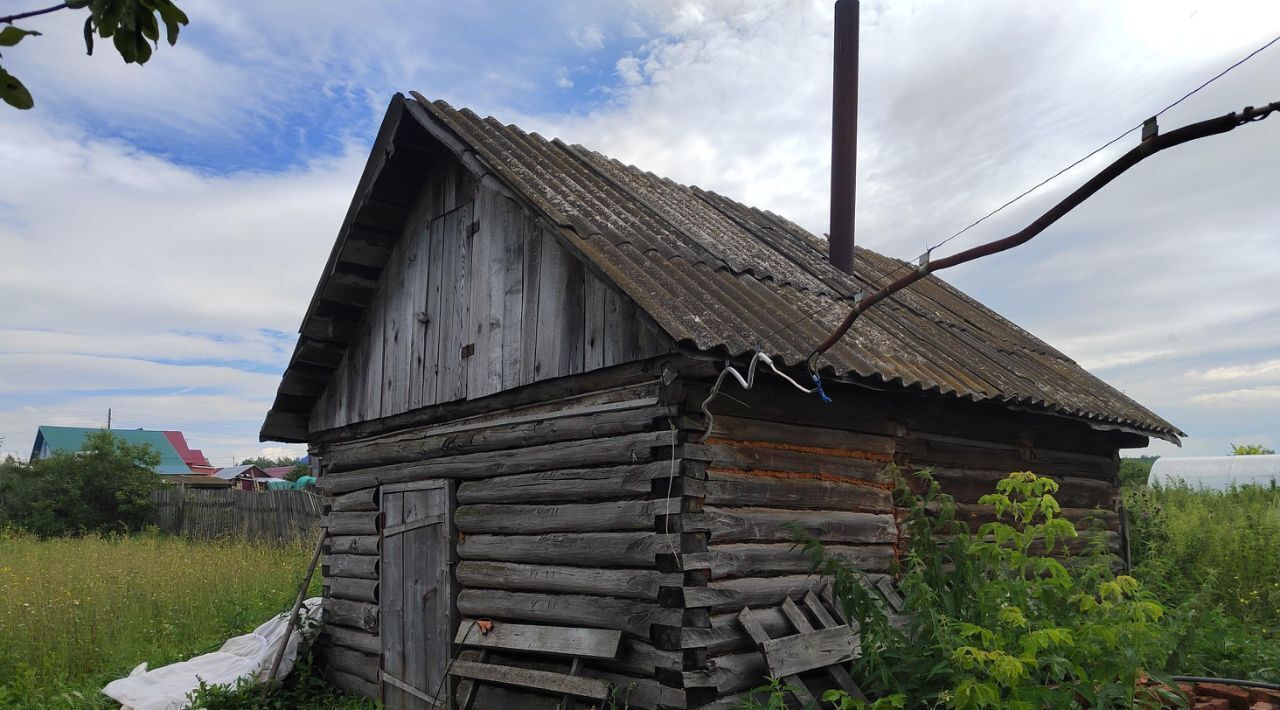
668;375;1133;704
316;375;689;708
309;155;670;432
314;359;1136;708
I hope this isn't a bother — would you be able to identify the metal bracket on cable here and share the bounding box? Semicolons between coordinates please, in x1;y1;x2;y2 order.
699;352;820;442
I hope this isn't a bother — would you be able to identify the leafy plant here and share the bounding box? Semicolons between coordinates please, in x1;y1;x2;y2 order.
0;0;189;109
782;470;1170;709
0;430;164;537
1230;443;1275;456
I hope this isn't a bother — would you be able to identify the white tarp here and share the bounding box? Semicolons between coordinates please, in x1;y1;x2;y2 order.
102;597;323;710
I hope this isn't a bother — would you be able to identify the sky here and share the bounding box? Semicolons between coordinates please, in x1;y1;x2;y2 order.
1;0;1278;465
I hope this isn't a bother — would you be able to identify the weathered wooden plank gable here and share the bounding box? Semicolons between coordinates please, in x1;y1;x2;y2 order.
309;156;674;432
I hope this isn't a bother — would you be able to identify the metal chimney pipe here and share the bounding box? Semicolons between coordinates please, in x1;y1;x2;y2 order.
829;0;859;276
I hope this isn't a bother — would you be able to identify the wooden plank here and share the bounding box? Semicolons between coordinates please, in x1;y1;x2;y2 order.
681;443;891;483
454;500;657;534
803;591;839;629
457;590;679;639
519;217;542;386
467;187;494;398
325;402;660;472
453;620;622;659
448;660;609;701
779;597;813;632
381;489;405;705
325;554;379;580
456;561;677;600
709;542;894;579
583;271;606;372
534;231;568;380
761;625;858;677
405;185;434;411
705;507;897;544
424;483;454;704
681;575;823;612
363;276;385;420
562;253;586;376
498;193;525;391
705;469;893;512
458;532;672;568
456;461;670;504
437;204;468;403
403;487;432;709
381;233;412;416
319;431;666;494
601;283;630;365
704;415;896;456
420;213;445;406
735;608;769;646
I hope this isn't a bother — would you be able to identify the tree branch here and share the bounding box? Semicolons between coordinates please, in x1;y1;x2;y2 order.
1;3;69;25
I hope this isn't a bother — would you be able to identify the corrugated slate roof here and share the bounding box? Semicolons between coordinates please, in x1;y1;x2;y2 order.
411;97;1179;441
32;426;192;474
260;94;1181;443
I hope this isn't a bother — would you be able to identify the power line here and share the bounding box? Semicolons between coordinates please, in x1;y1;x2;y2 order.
926;31;1274;258
760;29;1280;350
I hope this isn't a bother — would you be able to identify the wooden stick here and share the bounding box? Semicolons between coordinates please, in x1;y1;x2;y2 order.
263;527;328;695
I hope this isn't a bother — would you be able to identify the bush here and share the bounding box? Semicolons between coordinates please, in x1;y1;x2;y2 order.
774;471;1172;709
0;430;163;537
1124;481;1280;679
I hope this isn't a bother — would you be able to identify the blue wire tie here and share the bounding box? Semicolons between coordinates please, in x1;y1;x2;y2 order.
811;373;832;404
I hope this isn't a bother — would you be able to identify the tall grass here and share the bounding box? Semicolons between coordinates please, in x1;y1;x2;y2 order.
0;530;320;708
1125;481;1280;679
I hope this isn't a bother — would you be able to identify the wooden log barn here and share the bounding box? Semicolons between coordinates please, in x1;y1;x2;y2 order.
259;92;1182;709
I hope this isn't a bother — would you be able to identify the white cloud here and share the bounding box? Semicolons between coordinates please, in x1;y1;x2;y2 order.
1198;359;1280;382
3;0;1279;467
554;67;574;90
1190;387;1280;407
570;24;606;50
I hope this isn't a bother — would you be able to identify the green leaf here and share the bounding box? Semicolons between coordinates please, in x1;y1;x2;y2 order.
0;66;34;109
83;17;95;55
0;26;41;47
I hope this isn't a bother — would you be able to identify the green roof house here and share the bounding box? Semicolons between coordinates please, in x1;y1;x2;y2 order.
29;426;193;475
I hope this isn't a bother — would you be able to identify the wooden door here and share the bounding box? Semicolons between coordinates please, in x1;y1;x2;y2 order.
380;480;454;709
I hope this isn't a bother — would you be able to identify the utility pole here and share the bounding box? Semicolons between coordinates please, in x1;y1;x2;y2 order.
107;408;112;430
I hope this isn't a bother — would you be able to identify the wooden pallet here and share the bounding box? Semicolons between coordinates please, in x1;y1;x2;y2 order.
737;591;866;708
451;620;622;710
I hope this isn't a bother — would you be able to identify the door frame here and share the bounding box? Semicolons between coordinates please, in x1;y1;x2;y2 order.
378;478;457;709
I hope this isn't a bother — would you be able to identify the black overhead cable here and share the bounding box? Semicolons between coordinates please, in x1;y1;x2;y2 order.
809;99;1280;365
755;30;1280;351
925;30;1280;258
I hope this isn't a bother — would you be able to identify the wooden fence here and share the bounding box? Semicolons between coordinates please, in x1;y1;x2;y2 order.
150;487;324;543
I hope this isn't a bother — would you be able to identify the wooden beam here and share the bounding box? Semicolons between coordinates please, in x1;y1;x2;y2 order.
449;660;610;701
454;620;622;659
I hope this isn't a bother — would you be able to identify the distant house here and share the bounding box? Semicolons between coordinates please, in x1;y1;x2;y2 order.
262;465;296;480
30;426;194;474
1151;455;1280;489
161;431;211;469
211;464;280;491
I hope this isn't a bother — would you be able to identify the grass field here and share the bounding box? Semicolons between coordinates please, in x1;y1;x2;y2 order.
0;530;326;708
1126;480;1280;679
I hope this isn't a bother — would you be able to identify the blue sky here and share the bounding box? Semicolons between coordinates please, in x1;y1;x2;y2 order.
1;0;1279;464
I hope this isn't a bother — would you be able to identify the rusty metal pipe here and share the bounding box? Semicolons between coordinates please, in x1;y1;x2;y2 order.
828;0;860;276
811;100;1280;362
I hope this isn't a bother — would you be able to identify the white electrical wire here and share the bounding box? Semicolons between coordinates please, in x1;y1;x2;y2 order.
699;352;820;441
